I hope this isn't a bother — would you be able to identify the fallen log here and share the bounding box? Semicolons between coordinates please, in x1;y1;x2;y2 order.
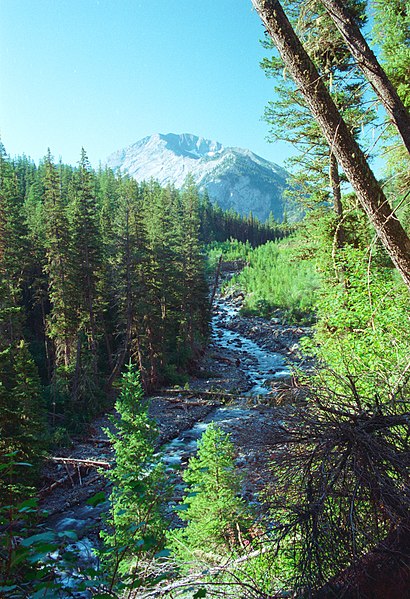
39;473;72;496
166;401;213;410
161;389;237;400
47;456;111;469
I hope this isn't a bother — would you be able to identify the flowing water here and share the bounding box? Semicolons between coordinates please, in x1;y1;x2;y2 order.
214;299;290;395
47;294;292;595
163;296;291;467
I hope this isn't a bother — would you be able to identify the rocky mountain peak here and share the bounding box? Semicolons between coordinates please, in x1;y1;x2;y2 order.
106;133;293;222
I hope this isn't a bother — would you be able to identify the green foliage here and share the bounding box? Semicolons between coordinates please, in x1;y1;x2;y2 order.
0;341;47;502
260;363;409;596
308;245;410;398
0;139;288;440
206;239;254;268
373;0;410;110
101;362;167;584
0;144;215;437
200;197;288;245
221;239;320;324
168;423;252;570
0;458;87;597
254;12;410;584
261;0;373;213
373;0;410;197
43;150;77;371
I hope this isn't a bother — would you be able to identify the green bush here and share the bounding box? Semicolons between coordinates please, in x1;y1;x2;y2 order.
222;239;320;324
206;239;253;269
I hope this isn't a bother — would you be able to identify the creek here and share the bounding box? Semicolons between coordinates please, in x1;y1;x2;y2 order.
42;290;297;596
162;294;291;469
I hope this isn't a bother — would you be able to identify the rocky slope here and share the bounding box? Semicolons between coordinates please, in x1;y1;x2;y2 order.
106;132;294;222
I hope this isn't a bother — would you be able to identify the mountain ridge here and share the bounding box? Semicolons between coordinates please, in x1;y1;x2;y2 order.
106;133;292;222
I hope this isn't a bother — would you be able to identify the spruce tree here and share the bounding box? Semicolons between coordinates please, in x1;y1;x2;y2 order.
109;175;147;386
140;180;179;387
0;146;46;493
43;150;77;369
71;149;101;361
168;423;251;569
0;142;28;313
177;175;209;364
102;362;166;582
69;149;103;414
96;164;120;375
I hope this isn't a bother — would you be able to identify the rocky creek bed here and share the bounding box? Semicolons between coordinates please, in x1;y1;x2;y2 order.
37;285;312;594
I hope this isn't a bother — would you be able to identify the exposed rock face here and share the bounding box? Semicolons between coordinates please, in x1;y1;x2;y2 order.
106;133;293;222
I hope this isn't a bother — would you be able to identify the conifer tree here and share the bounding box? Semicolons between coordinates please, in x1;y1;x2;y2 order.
109;175;147;385
261;0;370;235
140;180;179;387
0;341;47;503
373;0;410;199
0;145;35;413
96;165;121;374
43;150;77;369
0;146;47;499
102;362;166;581
0;143;28;314
69;149;103;413
71;149;102;360
168;423;251;569
177;176;209;362
252;0;410;289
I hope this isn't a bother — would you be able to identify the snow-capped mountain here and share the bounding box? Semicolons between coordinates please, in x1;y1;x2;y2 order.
106;133;291;222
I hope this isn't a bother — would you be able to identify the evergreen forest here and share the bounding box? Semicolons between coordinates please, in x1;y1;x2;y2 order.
1;1;409;598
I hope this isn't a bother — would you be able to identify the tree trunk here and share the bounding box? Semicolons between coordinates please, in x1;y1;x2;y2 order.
251;0;410;291
71;333;82;404
320;0;410;155
210;254;223;308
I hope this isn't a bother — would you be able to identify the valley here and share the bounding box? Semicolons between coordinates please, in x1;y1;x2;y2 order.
1;2;409;594
37;271;309;596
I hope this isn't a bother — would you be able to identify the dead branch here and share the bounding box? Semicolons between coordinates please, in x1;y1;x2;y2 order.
135;546;279;598
39;474;72;496
46;456;112;469
161;388;234;400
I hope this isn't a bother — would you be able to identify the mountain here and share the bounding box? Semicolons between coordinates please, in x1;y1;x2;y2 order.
106;133;292;222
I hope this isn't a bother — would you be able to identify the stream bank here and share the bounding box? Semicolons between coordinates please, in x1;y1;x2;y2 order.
38;280;312;595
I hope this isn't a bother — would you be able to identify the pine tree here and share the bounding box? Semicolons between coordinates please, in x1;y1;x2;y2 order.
68;149;103;414
168;423;251;569
373;0;410;200
71;149;101;360
253;0;410;289
43;150;77;369
96;165;120;375
0;143;28;315
109;175;147;386
0;147;47;501
177;175;209;364
101;362;166;582
321;0;410;154
261;0;371;236
140;180;180;387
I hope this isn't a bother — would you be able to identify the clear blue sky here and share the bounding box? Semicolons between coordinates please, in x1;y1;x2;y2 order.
0;0;296;168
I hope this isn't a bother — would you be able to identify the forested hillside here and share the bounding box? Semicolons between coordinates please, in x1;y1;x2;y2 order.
0;146;284;496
